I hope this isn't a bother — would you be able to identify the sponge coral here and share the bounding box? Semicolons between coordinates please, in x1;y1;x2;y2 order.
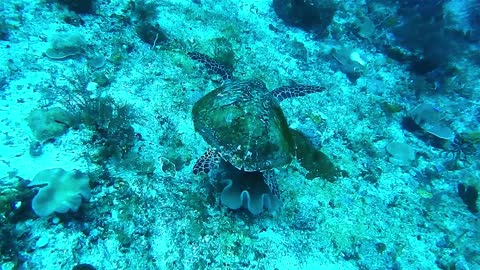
28;168;91;217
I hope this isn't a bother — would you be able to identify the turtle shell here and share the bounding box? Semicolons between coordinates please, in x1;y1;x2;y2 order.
192;79;294;171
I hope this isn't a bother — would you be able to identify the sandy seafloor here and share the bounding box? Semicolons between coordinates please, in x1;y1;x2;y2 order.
0;0;479;269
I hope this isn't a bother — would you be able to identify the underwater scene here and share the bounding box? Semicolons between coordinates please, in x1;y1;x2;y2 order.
0;0;479;269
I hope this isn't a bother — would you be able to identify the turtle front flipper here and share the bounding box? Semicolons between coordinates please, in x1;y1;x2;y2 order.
193;149;222;175
272;85;326;102
187;52;234;81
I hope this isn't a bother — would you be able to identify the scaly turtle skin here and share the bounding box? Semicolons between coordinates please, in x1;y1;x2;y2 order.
190;52;329;197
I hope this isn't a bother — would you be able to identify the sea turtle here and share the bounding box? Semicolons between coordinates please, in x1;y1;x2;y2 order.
189;52;336;207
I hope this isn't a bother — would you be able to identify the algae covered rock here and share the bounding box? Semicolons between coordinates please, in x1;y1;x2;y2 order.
27;107;74;141
45;32;86;59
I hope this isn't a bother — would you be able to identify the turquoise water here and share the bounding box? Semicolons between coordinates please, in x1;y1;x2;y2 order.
0;0;479;269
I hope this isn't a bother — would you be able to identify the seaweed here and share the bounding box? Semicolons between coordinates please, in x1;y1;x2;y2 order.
272;0;337;37
136;23;168;46
42;69;137;163
130;0;158;23
0;12;9;41
54;0;95;14
41;0;95;14
458;183;479;213
129;0;168;46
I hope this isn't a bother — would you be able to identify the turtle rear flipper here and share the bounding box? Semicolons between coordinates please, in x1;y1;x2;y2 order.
193;149;221;175
264;170;280;197
272;85;326;102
